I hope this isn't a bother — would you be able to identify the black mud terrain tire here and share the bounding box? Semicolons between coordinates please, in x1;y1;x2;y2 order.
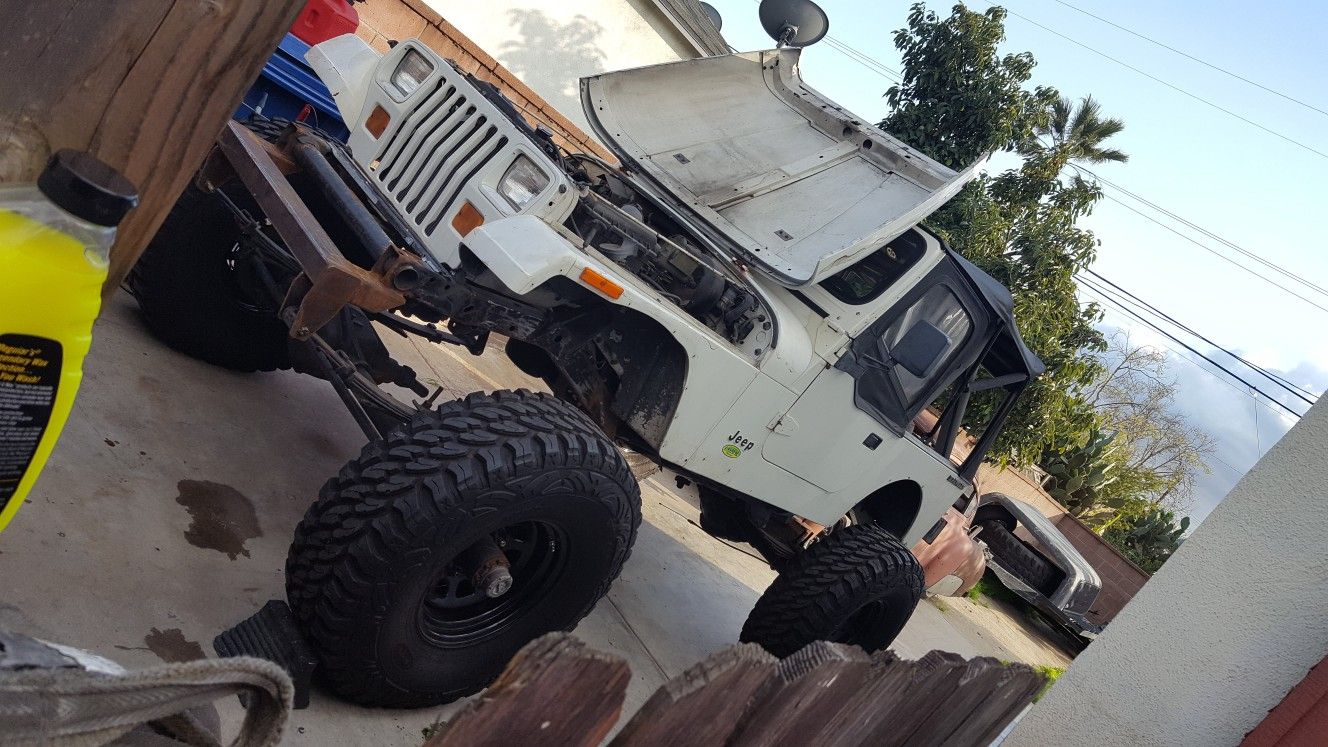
285;390;641;708
128;184;291;372
979;521;1059;596
740;524;924;657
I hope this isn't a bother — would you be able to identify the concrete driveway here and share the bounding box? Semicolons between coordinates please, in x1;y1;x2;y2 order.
0;294;1065;743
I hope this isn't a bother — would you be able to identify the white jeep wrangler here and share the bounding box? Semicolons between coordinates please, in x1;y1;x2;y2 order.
129;37;1043;707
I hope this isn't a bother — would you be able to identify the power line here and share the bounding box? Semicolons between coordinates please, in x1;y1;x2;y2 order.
1085;270;1318;405
999;8;1328;160
826;35;902;78
823;36;901;83
1077;279;1304;417
1087;270;1319;401
1083;269;1312;406
1037;0;1328;118
1080;281;1300;420
1074;165;1328;300
1085;186;1328;316
1078;282;1303;418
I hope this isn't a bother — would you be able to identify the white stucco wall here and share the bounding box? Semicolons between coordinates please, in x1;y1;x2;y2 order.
424;0;699;133
1007;400;1328;746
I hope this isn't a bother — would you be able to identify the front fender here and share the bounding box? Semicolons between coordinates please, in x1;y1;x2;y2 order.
460;215;585;296
306;34;382;127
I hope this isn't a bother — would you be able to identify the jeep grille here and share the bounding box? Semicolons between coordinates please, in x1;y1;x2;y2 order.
372;80;509;236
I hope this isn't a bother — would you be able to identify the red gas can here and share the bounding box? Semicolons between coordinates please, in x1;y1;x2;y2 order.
290;0;360;46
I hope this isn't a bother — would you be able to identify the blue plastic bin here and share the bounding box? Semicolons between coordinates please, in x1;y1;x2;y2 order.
235;34;350;141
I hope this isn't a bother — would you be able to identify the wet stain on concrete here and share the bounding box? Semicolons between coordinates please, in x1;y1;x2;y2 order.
142;627;206;663
174;480;261;560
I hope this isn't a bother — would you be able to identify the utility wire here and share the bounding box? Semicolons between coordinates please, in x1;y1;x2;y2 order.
1086;270;1320;401
1000;8;1328;160
1077;279;1304;417
1074;165;1328;300
1080;281;1299;419
826;35;902;78
823;36;901;83
1085;270;1319;405
1083;269;1312;406
1039;0;1328;118
1086;187;1328;316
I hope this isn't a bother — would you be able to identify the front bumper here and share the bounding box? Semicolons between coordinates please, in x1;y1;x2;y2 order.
199;120;431;338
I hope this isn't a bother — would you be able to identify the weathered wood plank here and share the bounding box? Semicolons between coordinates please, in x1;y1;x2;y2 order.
0;0;306;294
798;648;919;746
935;660;1046;746
728;641;873;747
867;650;978;746
847;652;1047;747
424;633;631;747
611;643;779;747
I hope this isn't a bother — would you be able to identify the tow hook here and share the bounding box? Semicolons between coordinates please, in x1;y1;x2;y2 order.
459;536;513;598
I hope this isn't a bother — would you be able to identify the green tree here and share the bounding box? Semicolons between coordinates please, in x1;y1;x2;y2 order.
880;3;1119;464
883;4;1057;170
1102;505;1190;572
1030;95;1129;167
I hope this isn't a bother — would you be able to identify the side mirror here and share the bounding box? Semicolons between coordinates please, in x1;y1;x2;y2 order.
892;320;950;377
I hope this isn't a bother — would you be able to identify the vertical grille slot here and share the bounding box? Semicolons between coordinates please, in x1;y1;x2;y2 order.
402;113;487;211
375;79;451;167
423;135;508;236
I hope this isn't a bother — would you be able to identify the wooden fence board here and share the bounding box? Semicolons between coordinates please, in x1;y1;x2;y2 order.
611;643;778;747
729;642;873;747
946;663;1045;747
425;635;1048;746
804;650;920;746
424;633;630;747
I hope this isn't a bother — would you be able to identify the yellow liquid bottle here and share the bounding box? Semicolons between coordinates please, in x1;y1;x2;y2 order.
0;151;136;533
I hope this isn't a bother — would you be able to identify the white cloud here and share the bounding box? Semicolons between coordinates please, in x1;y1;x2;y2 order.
1093;323;1312;525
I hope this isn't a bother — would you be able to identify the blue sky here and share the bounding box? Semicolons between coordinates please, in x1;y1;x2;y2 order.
704;0;1328;522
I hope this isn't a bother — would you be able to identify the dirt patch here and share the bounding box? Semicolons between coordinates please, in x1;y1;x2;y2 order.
142;627;206;663
174;480;261;560
927;595;1073;669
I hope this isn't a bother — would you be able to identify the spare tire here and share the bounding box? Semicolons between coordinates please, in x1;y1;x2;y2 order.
980;521;1060;597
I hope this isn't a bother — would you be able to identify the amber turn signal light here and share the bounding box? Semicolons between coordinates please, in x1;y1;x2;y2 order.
579;267;624;299
452;201;485;237
365;105;391;138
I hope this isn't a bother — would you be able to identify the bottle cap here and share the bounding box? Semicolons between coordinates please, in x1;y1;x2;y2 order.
37;150;139;227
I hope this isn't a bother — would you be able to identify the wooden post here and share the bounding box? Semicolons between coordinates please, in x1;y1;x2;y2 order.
0;0;307;295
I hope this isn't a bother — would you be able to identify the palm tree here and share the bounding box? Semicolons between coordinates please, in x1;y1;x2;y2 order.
1037;95;1129;166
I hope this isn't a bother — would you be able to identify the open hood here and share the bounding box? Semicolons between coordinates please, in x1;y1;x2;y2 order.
581;49;984;286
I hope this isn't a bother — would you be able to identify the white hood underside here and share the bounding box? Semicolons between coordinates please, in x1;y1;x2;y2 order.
581;49;984;287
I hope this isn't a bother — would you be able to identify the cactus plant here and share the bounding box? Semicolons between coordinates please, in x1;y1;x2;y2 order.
1040;426;1123;517
1103;505;1190;572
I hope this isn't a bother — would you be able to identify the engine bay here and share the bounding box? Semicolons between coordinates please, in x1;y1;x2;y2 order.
561;154;773;356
